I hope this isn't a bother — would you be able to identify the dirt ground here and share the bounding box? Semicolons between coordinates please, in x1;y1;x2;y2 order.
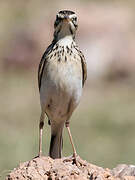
6;156;135;180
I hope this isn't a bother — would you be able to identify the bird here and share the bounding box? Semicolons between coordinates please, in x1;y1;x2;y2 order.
38;10;87;164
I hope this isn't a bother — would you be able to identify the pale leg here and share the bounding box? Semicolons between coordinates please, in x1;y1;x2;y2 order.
65;121;79;166
39;112;45;157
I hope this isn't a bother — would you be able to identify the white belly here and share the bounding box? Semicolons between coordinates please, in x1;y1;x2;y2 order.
40;59;82;122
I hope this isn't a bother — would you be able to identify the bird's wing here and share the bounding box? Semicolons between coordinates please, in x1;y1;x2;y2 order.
75;46;87;86
38;53;46;91
80;52;87;86
38;43;54;91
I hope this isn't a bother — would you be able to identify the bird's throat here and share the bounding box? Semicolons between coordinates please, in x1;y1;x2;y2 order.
57;35;74;47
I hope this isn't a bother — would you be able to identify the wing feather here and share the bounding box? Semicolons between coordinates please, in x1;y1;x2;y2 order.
38;43;55;91
75;46;87;86
38;54;46;91
80;53;87;86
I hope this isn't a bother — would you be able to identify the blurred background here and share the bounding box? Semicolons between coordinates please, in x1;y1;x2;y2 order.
1;0;135;178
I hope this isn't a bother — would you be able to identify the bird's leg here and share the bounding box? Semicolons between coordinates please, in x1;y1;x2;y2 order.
38;112;45;157
65;121;79;167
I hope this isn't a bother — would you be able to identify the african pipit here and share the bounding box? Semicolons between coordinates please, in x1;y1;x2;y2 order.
38;10;87;163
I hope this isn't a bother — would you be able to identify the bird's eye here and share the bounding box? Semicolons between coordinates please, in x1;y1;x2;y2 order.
54;15;62;28
56;15;63;21
71;17;78;29
72;17;77;21
56;15;59;21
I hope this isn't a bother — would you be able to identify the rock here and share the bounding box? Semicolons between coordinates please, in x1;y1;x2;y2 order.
111;164;135;177
5;156;135;180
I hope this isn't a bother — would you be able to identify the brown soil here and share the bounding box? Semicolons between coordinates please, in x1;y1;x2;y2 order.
6;156;135;180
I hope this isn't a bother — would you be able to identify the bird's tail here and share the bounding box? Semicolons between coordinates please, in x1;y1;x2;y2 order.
49;125;63;159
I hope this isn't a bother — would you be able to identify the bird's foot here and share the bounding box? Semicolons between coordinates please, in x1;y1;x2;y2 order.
63;153;80;167
72;152;80;167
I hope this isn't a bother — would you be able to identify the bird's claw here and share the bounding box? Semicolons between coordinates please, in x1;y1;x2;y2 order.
73;153;80;167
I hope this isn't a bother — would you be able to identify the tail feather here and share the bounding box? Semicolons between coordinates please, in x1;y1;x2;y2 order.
49;129;63;159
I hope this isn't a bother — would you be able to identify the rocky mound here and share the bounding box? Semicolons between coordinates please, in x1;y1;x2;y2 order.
6;156;135;180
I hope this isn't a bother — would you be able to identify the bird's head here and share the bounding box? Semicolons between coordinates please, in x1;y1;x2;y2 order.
53;10;78;41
